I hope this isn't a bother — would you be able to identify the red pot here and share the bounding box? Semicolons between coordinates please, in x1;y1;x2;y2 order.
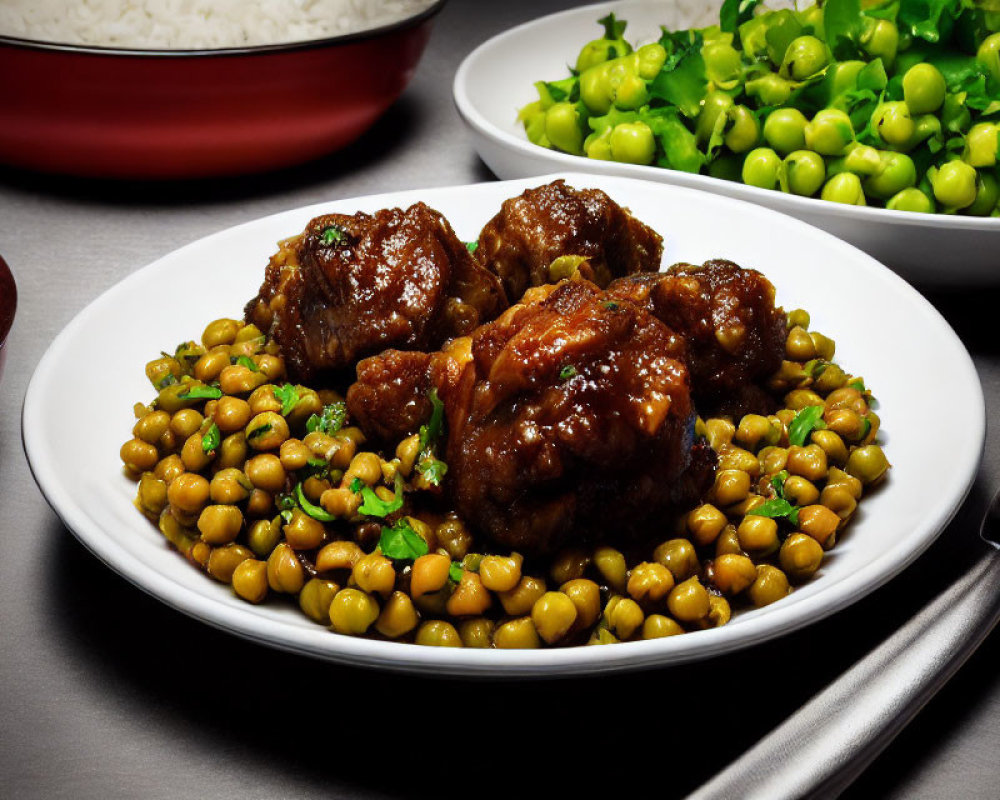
0;2;444;178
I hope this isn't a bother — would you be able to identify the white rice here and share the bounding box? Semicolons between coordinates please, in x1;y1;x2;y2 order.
0;0;439;49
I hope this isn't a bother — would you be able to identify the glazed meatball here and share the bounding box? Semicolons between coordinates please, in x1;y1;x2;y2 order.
608;259;786;414
438;280;701;556
475;180;663;304
245;204;506;382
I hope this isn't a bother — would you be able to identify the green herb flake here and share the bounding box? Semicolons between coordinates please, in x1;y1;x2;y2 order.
416;457;448;486
449;562;464;583
273;383;300;416
236;355;259;372
859;416;872;440
601;300;621;311
157;374;178;389
201;422;221;454
358;485;404;518
276;493;297;523
295;482;336;522
465;240;479;254
418;388;446;451
802;359;828;378
559;365;578;380
320;225;347;246
176;385;223;401
247;423;272;441
749;498;800;527
350;477;363;494
306;401;347;435
378;518;428;562
788;405;827;447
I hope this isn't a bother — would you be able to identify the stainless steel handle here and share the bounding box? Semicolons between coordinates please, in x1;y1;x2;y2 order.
689;549;1000;800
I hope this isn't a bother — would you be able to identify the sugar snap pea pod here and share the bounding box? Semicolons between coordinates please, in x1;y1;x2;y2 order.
963;171;1000;216
964;123;999;168
864;151;917;199
575;12;633;73
886;187;936;213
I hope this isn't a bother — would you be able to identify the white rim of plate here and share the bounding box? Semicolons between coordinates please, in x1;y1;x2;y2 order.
453;0;1000;233
22;173;986;676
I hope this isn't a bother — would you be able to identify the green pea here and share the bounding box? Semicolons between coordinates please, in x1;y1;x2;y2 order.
763;108;808;155
544;102;584;155
575;36;632;73
584;127;613;160
519;101;549;147
746;73;793;106
742;147;782;190
579;62;615;115
724;105;761;153
861;18;898;67
962;172;999;217
964;123;999;169
977;32;1000;83
782;150;826;197
886;187;935;213
703;40;743;88
696;90;735;146
902;64;946;115
821;172;866;205
930;160;978;209
864;151;917;199
609;121;656;165
779;35;829;81
804;109;854;156
872;102;915;149
611;68;650;110
828;143;882;177
635;43;667;80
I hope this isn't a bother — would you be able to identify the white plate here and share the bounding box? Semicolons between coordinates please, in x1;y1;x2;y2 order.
23;173;984;676
454;0;1000;285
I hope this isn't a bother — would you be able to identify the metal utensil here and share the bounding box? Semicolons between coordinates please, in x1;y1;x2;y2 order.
690;488;1000;800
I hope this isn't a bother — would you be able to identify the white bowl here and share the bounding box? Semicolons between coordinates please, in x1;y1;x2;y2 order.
23;173;984;676
453;0;1000;285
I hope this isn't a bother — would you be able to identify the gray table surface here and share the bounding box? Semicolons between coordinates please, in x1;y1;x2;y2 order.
2;1;998;797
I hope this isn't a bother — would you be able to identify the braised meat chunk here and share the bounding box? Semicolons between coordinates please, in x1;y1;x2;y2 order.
244;204;506;383
608;259;786;414
437;280;703;556
475;180;663;304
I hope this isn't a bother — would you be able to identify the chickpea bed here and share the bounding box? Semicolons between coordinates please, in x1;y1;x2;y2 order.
120;182;888;649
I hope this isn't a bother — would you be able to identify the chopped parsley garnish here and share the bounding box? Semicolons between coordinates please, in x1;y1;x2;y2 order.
449;562;464;583
247;422;272;440
859;416;872;440
559;365;578;380
273;383;300;416
749;470;800;526
788;405;827;447
295;483;336;522
848;378;866;392
303;457;329;480
177;385;223;401
350;477;363;494
358;482;404;517
465;240;479;254
802;359;828;378
416;457;448;486
306;401;347;435
418;388;445;451
277;493;297;524
236;355;259;372
378;518;428;562
200;423;220;454
321;225;347;246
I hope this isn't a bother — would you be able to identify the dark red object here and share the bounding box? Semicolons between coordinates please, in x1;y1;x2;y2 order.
0;2;443;178
0;256;16;381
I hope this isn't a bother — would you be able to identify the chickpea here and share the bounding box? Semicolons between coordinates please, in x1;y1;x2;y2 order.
687;503;729;546
375;591;419;638
121;438;159;473
810;331;836;361
627;562;675;604
283;510;327;551
780;533;825;582
207;543;253;583
705;417;736;450
329;588;380;635
170;408;204;440
653;538;700;582
735;414;780;450
737;515;780;557
395;434;421;477
167;472;210;514
786;444;828;482
785;325;817;360
136;473;169;518
717;445;760;478
245;454;287;492
531;592;578;644
847;444;890;486
133;410;172;445
759;445;789;475
642;614;685;639
247;517;282;559
279;438;312;472
715;524;743;557
459;618;496;648
245;412;289;451
312;540;361;575
320;487;361;519
267;542;305;594
352;552;396;597
216;432;248;470
825;386;868;416
548;548;590;585
748;564;791;608
245;488;273;519
202;318;240;349
493;617;541;649
256;355;285;382
447;571;492;617
247;384;283;415
604;596;645;639
710;553;758;594
712;469;751;506
592;546;628;593
231;558;268;604
560;578;601;628
479;553;523;592
436;518;473;561
219;364;267;395
154;454;185;485
344;452;383;488
703;594;731;628
821;484;858;522
212;396;251;433
415;620;462;647
827;467;864;499
498;575;547;616
209;468;252;505
782;475;819;506
798;504;841;548
193;348;231;383
668;577;711;622
197;504;244;545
